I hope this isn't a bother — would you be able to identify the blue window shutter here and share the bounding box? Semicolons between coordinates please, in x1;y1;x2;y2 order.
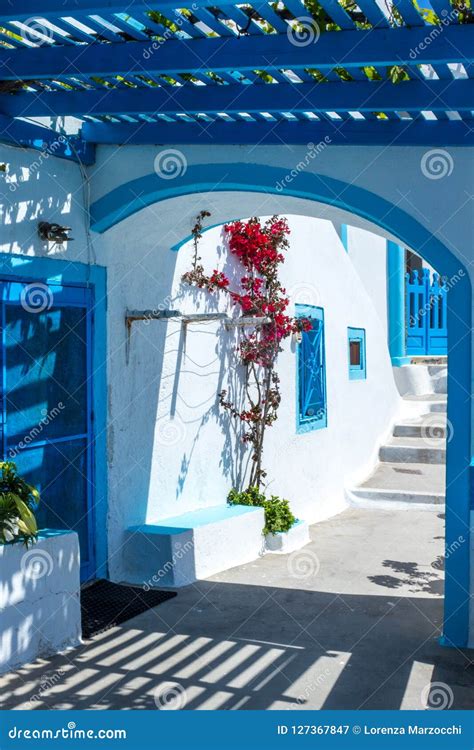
296;305;327;432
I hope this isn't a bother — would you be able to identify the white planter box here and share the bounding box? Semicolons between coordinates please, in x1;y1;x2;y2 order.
0;530;81;674
265;519;310;554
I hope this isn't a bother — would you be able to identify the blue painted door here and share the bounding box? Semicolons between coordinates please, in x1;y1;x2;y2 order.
0;280;95;581
297;305;327;431
406;269;448;356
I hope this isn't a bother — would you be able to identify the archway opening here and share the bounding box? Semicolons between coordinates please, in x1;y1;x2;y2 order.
93;170;471;649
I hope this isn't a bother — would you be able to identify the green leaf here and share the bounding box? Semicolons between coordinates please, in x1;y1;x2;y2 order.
12;496;37;535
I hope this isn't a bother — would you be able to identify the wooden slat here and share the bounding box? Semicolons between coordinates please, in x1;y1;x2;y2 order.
3;26;472;81
5;78;472;117
82;117;474;145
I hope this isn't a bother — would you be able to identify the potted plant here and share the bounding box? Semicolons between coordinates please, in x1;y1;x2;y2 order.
0;461;39;545
228;487;310;554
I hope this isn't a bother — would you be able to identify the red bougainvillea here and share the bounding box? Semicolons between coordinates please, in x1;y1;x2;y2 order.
182;211;311;489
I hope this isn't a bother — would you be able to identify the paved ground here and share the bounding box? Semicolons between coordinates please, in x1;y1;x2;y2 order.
1;508;473;711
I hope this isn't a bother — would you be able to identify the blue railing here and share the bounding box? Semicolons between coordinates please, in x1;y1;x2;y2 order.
405;269;448;356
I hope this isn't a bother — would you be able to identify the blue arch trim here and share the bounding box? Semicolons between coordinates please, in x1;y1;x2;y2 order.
91;162;472;646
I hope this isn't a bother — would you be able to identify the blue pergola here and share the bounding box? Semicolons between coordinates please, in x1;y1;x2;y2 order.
0;0;473;161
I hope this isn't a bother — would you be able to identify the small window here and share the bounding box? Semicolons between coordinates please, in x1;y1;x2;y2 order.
348;327;366;380
296;305;327;432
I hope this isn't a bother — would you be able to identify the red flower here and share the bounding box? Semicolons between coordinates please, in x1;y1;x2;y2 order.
207;269;230;290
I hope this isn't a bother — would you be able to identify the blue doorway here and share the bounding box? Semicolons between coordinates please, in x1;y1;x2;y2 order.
406;269;448;357
1;279;96;581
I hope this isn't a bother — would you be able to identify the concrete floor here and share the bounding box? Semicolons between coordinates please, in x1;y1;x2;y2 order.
1;508;473;711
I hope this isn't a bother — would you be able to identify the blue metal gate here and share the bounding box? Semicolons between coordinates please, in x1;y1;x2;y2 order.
0;279;95;581
406;269;448;356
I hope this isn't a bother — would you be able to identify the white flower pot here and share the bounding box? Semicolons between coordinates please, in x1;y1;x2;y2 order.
0;530;81;674
264;519;310;554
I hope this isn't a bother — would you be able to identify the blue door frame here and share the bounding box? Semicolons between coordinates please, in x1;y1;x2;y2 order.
0;254;107;582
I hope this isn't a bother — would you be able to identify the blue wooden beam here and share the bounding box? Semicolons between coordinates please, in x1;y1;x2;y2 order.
3;80;473;118
1;26;472;80
81;119;474;146
0;0;265;19
0;116;95;164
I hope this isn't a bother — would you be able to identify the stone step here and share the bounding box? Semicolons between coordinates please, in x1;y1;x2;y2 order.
350;487;445;506
427;364;448;374
393;416;447;438
402;393;447;413
350;461;445;507
379;436;446;464
430;369;447;394
409;356;447;366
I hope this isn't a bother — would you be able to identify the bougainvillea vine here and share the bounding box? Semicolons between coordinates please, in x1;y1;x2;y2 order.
182;211;311;490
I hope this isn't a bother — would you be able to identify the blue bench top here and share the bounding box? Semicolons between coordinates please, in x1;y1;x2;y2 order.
129;504;261;535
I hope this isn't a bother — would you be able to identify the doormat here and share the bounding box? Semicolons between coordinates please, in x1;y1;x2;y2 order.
80;579;177;640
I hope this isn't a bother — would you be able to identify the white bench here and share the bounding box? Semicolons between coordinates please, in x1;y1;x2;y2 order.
124;504;264;588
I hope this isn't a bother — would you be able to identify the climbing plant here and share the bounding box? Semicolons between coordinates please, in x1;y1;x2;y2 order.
182;211;311;491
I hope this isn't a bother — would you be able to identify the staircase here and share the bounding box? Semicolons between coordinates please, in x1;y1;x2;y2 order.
349;365;447;508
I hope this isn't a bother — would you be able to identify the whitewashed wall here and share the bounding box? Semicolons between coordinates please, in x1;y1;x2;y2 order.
0;531;81;674
345;226;389;339
0;144;89;261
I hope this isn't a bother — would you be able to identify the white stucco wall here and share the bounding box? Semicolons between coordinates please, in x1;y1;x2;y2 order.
345;226;389;339
0;143;90;261
0;531;81;674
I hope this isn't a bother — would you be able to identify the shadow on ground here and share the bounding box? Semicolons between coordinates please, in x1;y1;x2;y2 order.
0;581;472;711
